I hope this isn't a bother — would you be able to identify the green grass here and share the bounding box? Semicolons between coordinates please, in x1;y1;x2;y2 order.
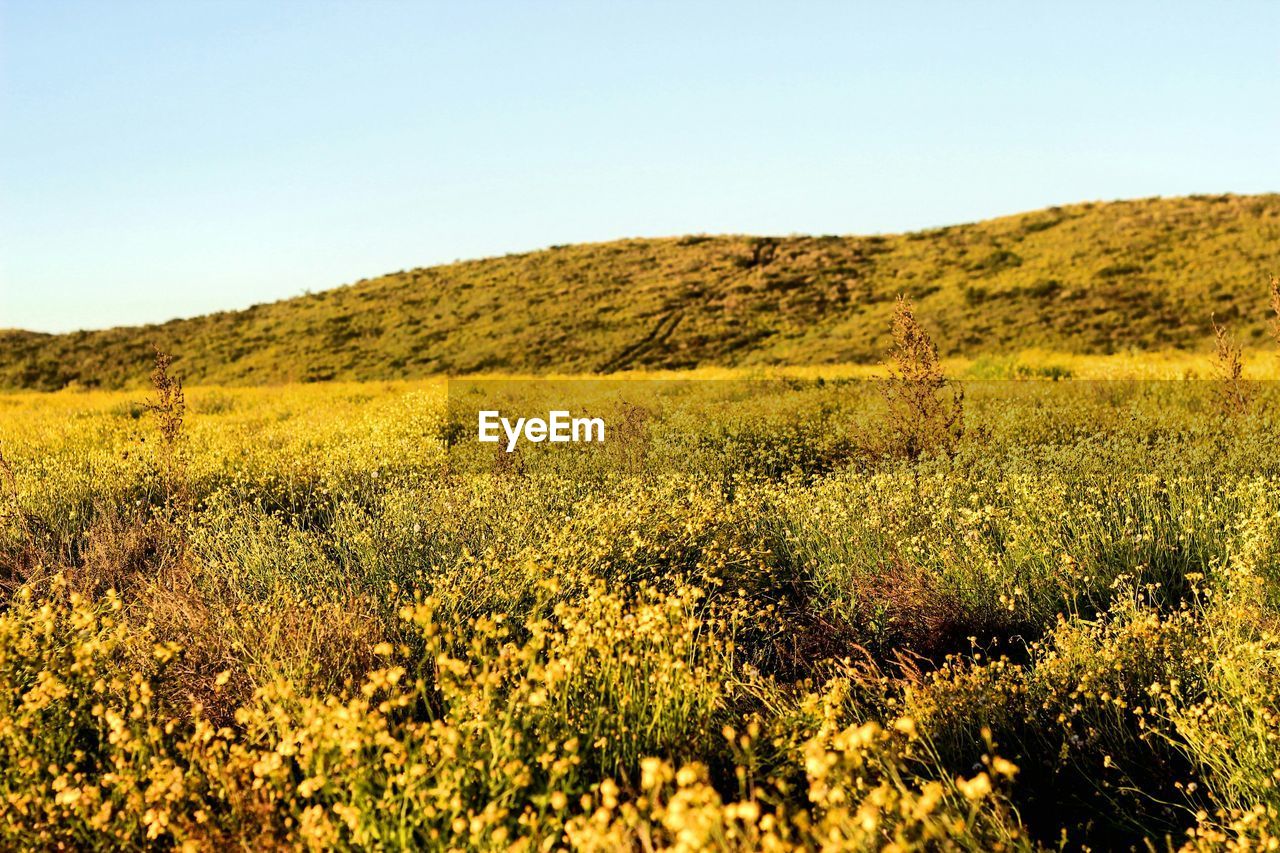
3;193;1278;390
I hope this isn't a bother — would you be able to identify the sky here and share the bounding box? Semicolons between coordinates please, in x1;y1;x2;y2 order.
1;1;1277;333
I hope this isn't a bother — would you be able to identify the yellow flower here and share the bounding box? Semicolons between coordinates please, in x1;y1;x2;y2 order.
599;778;620;809
991;757;1019;778
956;772;992;801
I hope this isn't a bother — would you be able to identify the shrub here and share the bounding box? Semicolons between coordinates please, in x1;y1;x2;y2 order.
1269;274;1280;347
1211;314;1250;417
880;295;964;460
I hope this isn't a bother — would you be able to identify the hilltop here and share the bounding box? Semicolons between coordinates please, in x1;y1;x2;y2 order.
3;193;1278;390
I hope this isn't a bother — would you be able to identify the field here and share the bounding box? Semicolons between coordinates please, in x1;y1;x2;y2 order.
3;329;1280;850
3;216;1280;850
6;0;1278;844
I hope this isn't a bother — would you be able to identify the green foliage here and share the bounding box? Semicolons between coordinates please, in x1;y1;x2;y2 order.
3;194;1279;390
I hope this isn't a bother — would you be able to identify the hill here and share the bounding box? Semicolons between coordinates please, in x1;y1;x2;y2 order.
3;193;1278;390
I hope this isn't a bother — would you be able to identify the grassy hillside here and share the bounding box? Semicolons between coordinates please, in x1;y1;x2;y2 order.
3;193;1278;390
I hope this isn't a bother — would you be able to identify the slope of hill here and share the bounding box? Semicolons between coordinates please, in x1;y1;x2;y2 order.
3;194;1278;390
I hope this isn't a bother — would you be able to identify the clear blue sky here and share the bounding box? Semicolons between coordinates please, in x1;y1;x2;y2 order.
2;1;1277;333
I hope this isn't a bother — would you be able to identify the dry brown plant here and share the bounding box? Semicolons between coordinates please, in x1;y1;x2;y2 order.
881;295;964;459
1211;314;1250;417
1269;274;1280;347
145;346;188;510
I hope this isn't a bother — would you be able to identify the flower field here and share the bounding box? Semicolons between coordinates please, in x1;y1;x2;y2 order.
2;368;1280;850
